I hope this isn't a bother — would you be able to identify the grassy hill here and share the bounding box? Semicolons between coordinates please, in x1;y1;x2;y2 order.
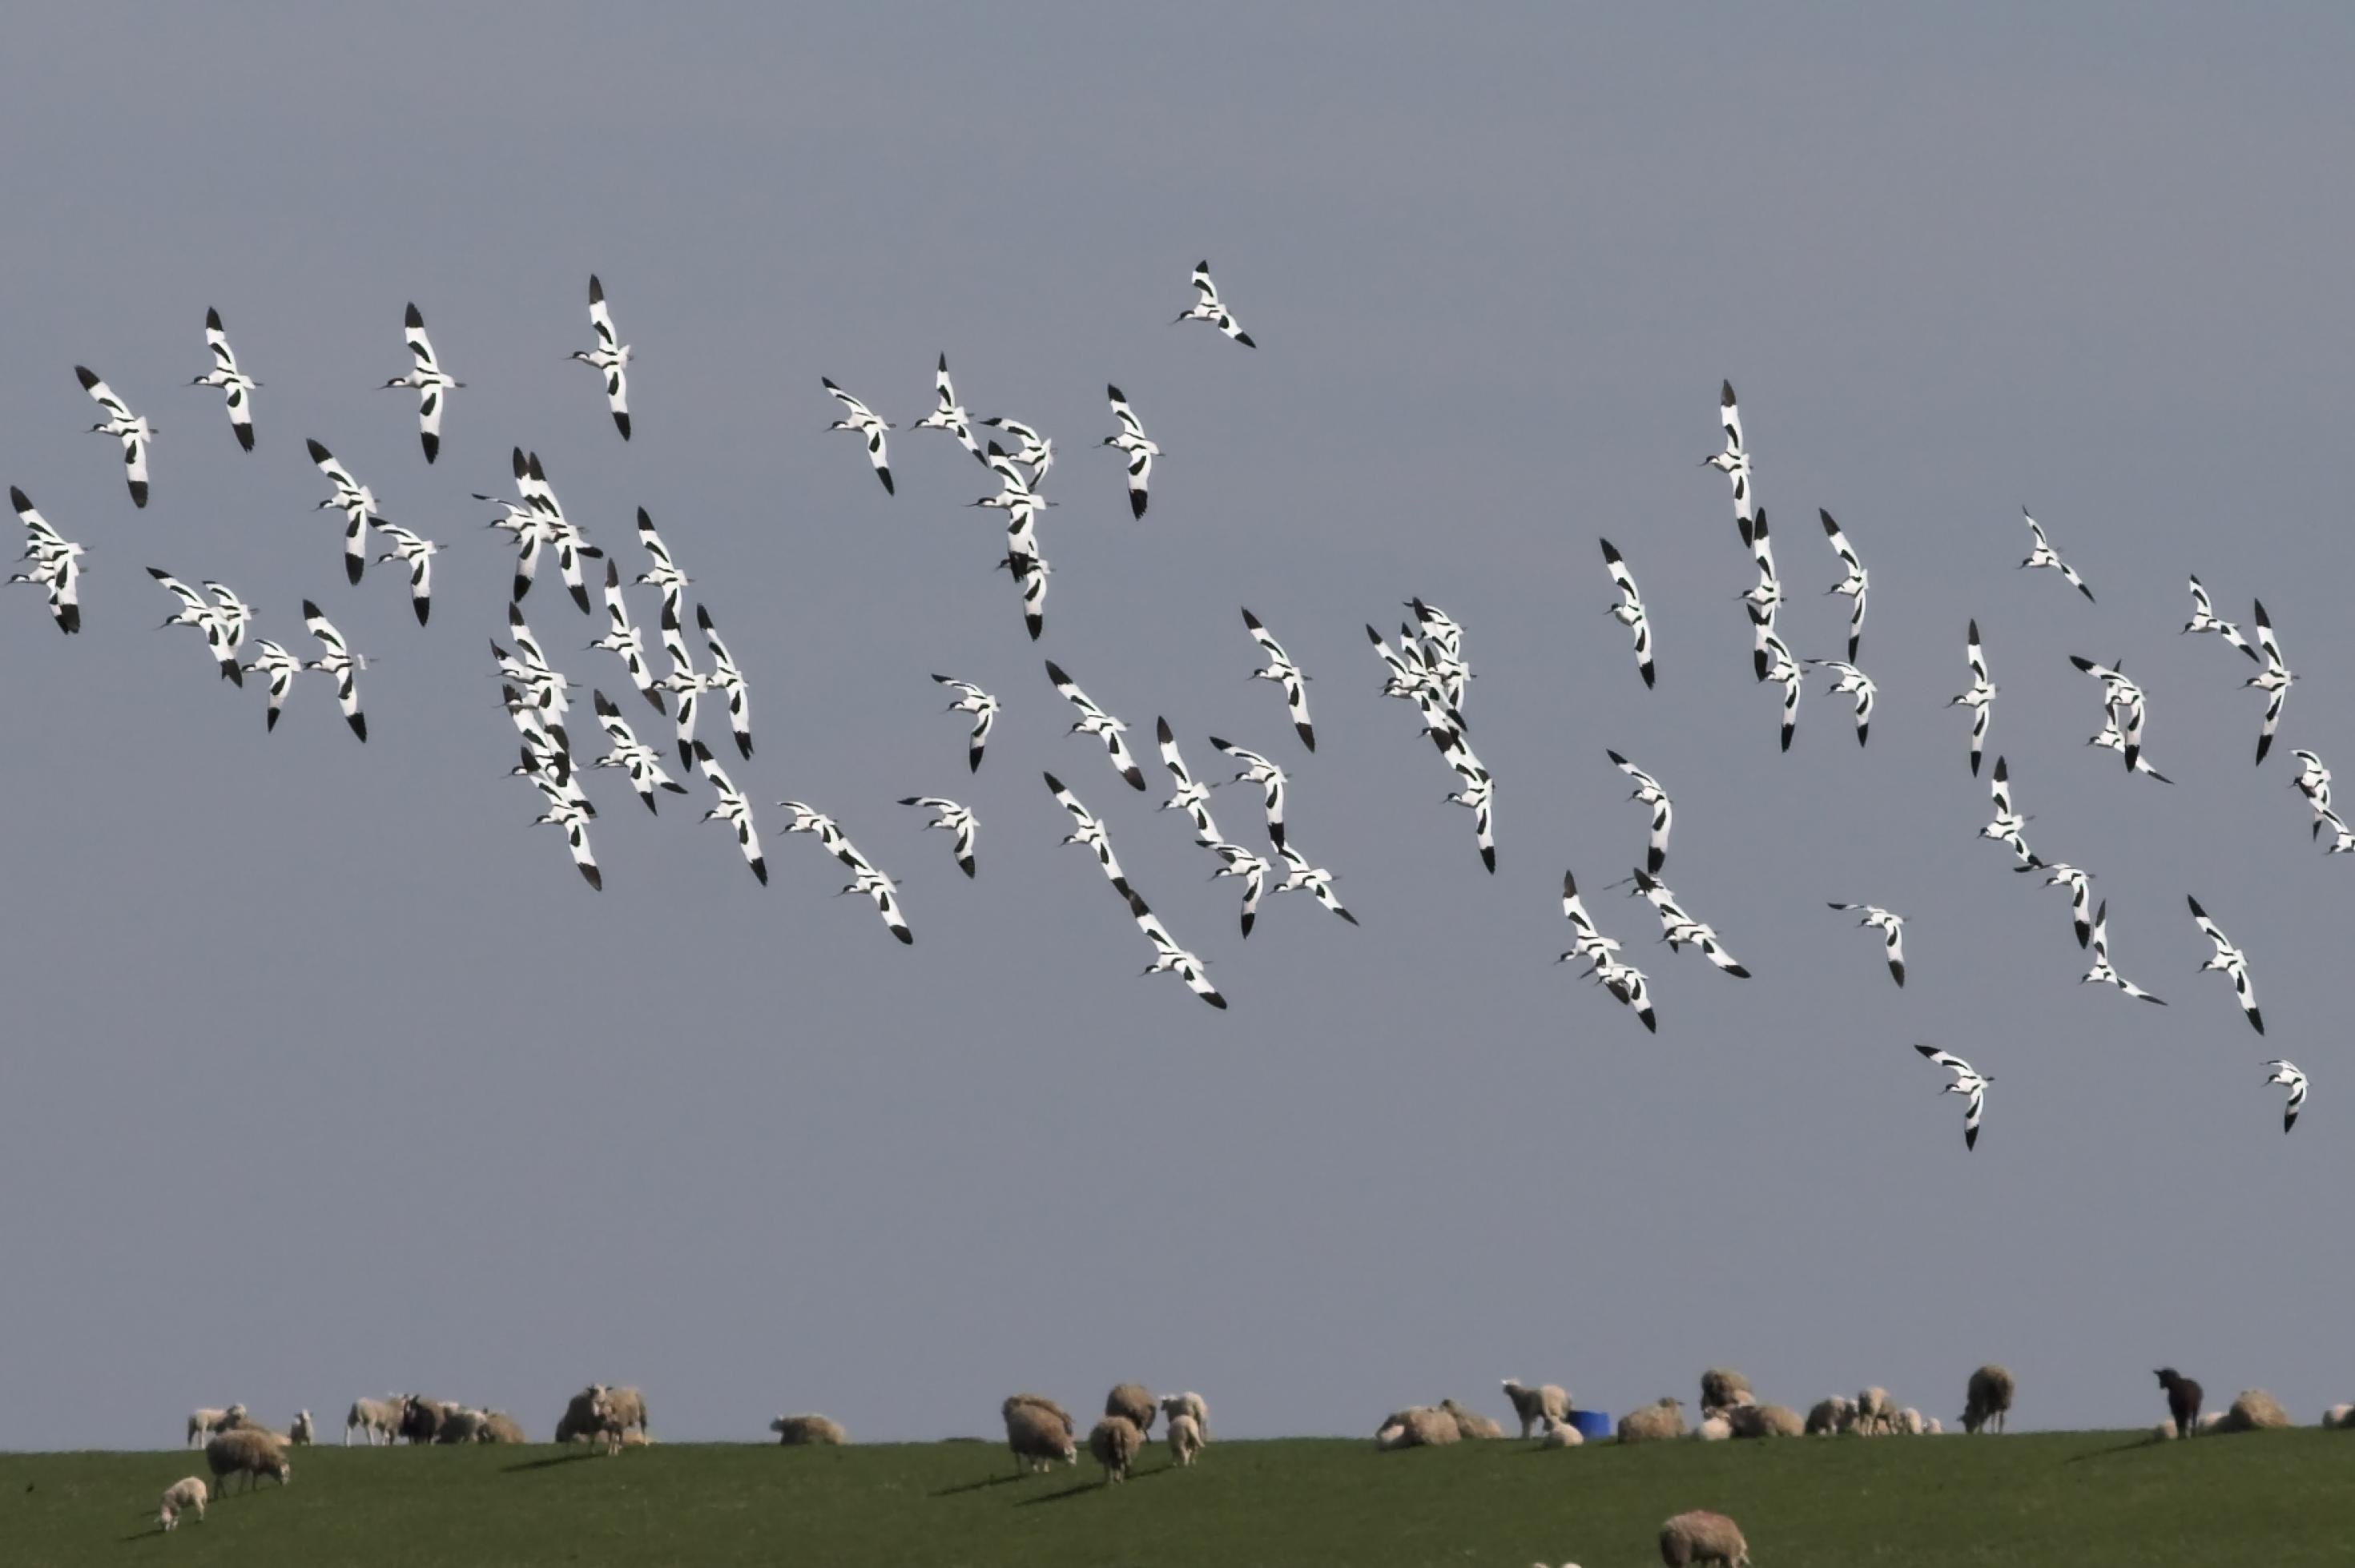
2;1428;2345;1566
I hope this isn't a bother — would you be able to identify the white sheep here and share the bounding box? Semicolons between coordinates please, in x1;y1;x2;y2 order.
1105;1382;1156;1437
1660;1510;1750;1567
1924;1417;1943;1434
288;1409;314;1446
1002;1394;1078;1474
1692;1414;1732;1442
185;1404;247;1448
1541;1414;1586;1448
1502;1379;1570;1440
2194;1410;2227;1434
1089;1414;1143;1483
204;1428;292;1494
1158;1391;1210;1443
345;1396;401;1445
1805;1395;1854;1435
771;1413;847;1446
157;1475;207;1530
1167;1410;1203;1466
1854;1386;1894;1436
1896;1406;1926;1436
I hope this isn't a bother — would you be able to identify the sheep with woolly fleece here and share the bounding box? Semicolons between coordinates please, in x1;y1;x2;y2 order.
1659;1510;1751;1567
1442;1397;1505;1439
771;1413;847;1446
397;1396;452;1445
1854;1386;1894;1435
2324;1402;2353;1429
1729;1403;1803;1439
2194;1410;2226;1433
185;1404;246;1448
157;1475;207;1530
1166;1410;1203;1467
599;1385;649;1437
1692;1415;1732;1442
1088;1414;1142;1483
1541;1415;1586;1448
1896;1407;1926;1436
1002;1394;1077;1474
2148;1421;2178;1442
1962;1364;2015;1434
1502;1380;1569;1440
436;1408;489;1444
345;1397;401;1445
1805;1395;1854;1435
204;1428;292;1493
1698;1369;1751;1414
2215;1389;2290;1433
1104;1382;1156;1437
288;1410;313;1446
1616;1397;1685;1444
1375;1406;1459;1450
1924;1417;1942;1434
479;1410;529;1444
1158;1391;1209;1442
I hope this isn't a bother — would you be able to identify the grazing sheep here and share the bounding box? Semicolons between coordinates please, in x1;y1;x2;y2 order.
2323;1402;2353;1429
185;1405;247;1448
1502;1380;1570;1440
157;1475;207;1531
1442;1397;1506;1439
1375;1406;1460;1449
436;1408;490;1444
1105;1382;1156;1437
1167;1410;1203;1467
1003;1395;1078;1474
1089;1414;1143;1483
2216;1389;2290;1433
2155;1369;2203;1438
345;1397;401;1445
1158;1392;1210;1442
1659;1510;1751;1568
601;1385;649;1437
1854;1386;1894;1436
1698;1369;1752;1413
771;1414;847;1446
1542;1415;1587;1448
1896;1407;1926;1437
288;1410;314;1446
1692;1415;1732;1442
1962;1365;2015;1434
479;1411;529;1445
1805;1395;1854;1435
2148;1420;2178;1442
397;1396;450;1445
204;1428;292;1494
2194;1410;2227;1434
1616;1397;1686;1444
1729;1403;1803;1439
1924;1418;1943;1434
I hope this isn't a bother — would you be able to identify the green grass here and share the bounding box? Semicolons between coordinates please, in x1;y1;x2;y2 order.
2;1429;2344;1567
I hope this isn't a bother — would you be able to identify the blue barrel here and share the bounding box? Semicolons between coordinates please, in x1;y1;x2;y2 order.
1567;1409;1612;1441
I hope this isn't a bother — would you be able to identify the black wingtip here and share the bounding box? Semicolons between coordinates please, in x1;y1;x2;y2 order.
421;432;439;464
614;412;630;440
348;714;368;743
301;599;322;618
235;422;255;452
74;365;99;389
405;302;425;329
877;468;894;496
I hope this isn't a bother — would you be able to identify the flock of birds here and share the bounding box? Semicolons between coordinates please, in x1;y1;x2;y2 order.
14;268;2325;1144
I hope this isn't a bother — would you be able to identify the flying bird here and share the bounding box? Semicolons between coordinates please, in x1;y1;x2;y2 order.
1155;718;1225;846
900;796;977;878
633;507;690;633
1630;869;1747;977
2264;1060;2307;1134
1806;659;1875;746
1980;757;2039;866
1760;631;1802;752
191;308;259;452
590;691;687;812
696;604;754;759
1738;510;1785;682
659;622;705;769
912;354;980;458
1445;770;1496;874
1101;384;1160;519
300;600;368;742
307;438;384;585
1174;259;1256;347
693;740;767;886
2188;895;2263;1034
1209;737;1288;849
1273;842;1357;926
776;800;848;860
9;487;84;634
1240;608;1314;750
76;366;153;508
978;417;1053;485
1605;751;1673;875
372;525;440;625
2017;509;2093;601
146;569;244;685
1045;661;1146;790
241;641;300;730
823;378;894;494
2183;575;2258;661
529;786;602;891
1599;538;1654;688
1950;619;1995;776
2068;656;2148;774
1044;771;1128;887
381;304;461;463
839;863;915;944
1701;380;1752;521
570;275;632;440
932;675;998;774
2245;599;2293;765
2081;901;2166;1005
1559;871;1653;1032
2039;863;2096;949
1407;599;1471;717
1914;1045;1990;1151
1828;904;1906;987
589;563;662;712
1206;841;1272;937
2086;716;2173;783
1818;509;1869;659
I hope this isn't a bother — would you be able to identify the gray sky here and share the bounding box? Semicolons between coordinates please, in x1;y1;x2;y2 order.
3;3;2352;1448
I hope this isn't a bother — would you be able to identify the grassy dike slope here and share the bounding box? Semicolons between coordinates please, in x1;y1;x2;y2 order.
2;1428;2345;1566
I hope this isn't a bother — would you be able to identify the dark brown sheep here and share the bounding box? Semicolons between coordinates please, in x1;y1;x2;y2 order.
2156;1368;2203;1438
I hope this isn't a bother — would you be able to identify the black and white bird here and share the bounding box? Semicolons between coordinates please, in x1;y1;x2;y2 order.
9;487;84;634
660;621;706;770
1980;757;2039;866
839;862;915;944
900;796;976;878
1366;624;1465;747
191;309;259;452
1240;608;1314;750
1806;659;1875;746
590;690;687;812
931;675;997;774
570;275;632;440
2188;895;2263;1034
147;569;244;685
909;354;980;457
1630;869;1747;976
1100;384;1160;519
777;799;848;860
633;507;690;632
589;562;663;712
508;700;589;818
531;786;602;891
1155;718;1225;846
516;450;601;614
2291;749;2332;815
1138;922;1226;1008
2183;576;2259;661
2264;1060;2308;1134
692;740;767;886
978;417;1053;485
1828;904;1906;987
1044;771;1129;888
695;604;754;759
1445;769;1496;874
2244;599;2293;765
1738;511;1785;682
1045;661;1145;790
77;365;155;509
823;378;894;494
300;600;367;742
2069;656;2148;774
307;438;383;585
1174;259;1256;347
476;448;549;604
1605;751;1673;875
1760;631;1802;752
1701;380;1752;521
1818;509;1869;660
1914;1045;1991;1152
1210;737;1288;849
2081;901;2165;1005
2087;716;2174;783
493;604;574;734
1273;842;1356;925
1599;538;1655;689
241;641;300;730
2039;864;2097;949
1950;619;1996;776
998;539;1052;643
1206;841;1272;937
2018;509;2093;601
1407;599;1470;718
381;304;461;463
1560;872;1653;1032
372;525;440;626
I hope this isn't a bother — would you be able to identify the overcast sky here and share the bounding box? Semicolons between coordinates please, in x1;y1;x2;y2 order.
3;3;2352;1449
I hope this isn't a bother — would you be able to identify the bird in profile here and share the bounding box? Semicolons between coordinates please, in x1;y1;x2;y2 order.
696;604;753;759
9;487;84;634
1206;841;1272;937
1174;259;1256;347
692;740;767;886
1101;384;1160;518
932;676;997;774
1599;539;1654;689
1818;509;1869;659
822;378;894;493
1915;1045;1990;1151
1760;631;1802;752
1210;737;1288;849
1241;609;1314;750
300;600;368;742
1737;510;1784;682
1273;842;1357;927
308;437;384;585
2188;895;2262;1034
590;691;687;813
1445;769;1496;874
1980;756;2038;866
1606;752;1673;875
589;562;662;712
2081;902;2165;1005
147;569;245;685
1701;380;1752;521
372;525;440;626
2069;655;2148;774
2182;575;2258;661
2017;509;2093;601
1950;619;1995;776
1046;661;1146;790
632;507;691;633
1806;658;1875;746
380;304;461;463
2264;1060;2307;1134
1828;903;1905;987
570;275;632;440
76;366;154;508
242;641;300;730
1154;719;1225;846
912;354;979;458
2244;599;2293;764
191;308;259;452
2037;863;2096;949
900;796;977;878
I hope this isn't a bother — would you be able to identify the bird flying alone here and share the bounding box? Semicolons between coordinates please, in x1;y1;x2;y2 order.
1599;538;1654;689
900;796;977;878
1806;659;1875;746
823;378;894;494
2265;1060;2307;1134
1045;661;1145;790
2188;895;2263;1034
1101;384;1159;519
2184;575;2258;661
2081;901;2165;1005
1980;756;2039;866
1240;608;1315;750
1829;903;1905;987
572;275;632;440
76;366;153;508
191;308;259;452
1605;750;1673;875
1175;260;1256;347
1701;380;1751;521
300;600;367;742
382;304;461;463
1950;619;1995;776
2245;599;2293;765
1819;509;1869;660
932;675;997;774
307;437;383;585
912;354;980;458
2018;509;2093;601
1915;1044;1990;1152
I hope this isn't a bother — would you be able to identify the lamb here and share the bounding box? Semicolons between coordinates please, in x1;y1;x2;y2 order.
1616;1397;1686;1444
556;1385;649;1449
1698;1369;1752;1414
479;1411;529;1444
157;1476;207;1531
1659;1510;1751;1568
1502;1380;1570;1440
1854;1386;1894;1436
2323;1402;2353;1429
1728;1403;1803;1439
1541;1415;1586;1447
1924;1418;1943;1434
346;1396;401;1445
288;1409;314;1446
204;1428;292;1494
1442;1397;1506;1439
2215;1389;2290;1433
600;1385;650;1438
1692;1415;1732;1442
2148;1421;2177;1442
1158;1391;1210;1442
1896;1407;1926;1437
1002;1394;1078;1474
1962;1365;2015;1434
1805;1395;1854;1435
1105;1382;1156;1437
2154;1369;2203;1438
771;1414;847;1446
185;1404;247;1448
1375;1406;1460;1449
436;1408;489;1444
1166;1410;1203;1466
1088;1414;1142;1483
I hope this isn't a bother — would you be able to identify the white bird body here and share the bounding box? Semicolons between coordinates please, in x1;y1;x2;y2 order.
300;600;368;742
1605;751;1673;874
76;366;153;508
900;796;977;879
242;640;300;729
1979;756;2038;866
1154;719;1225;846
912;354;979;457
2081;900;2165;1005
1174;259;1256;347
1241;608;1315;750
1950;618;1995;776
191;308;259;452
1818;509;1869;659
589;561;663;712
696;603;754;760
308;437;383;586
1701;380;1752;521
380;303;461;463
2188;895;2263;1034
932;675;997;773
1101;384;1160;519
633;507;690;632
1806;658;1875;746
1209;737;1289;850
570;275;632;440
1045;661;1145;790
2184;575;2258;660
1915;1045;1990;1151
2039;863;2096;949
146;568;245;686
1273;841;1357;926
590;690;687;812
1828;903;1906;987
2265;1059;2307;1133
372;525;440;625
2018;509;2094;601
1599;537;1655;689
692;740;767;885
1630;869;1746;977
2244;599;2293;765
823;378;894;494
1044;772;1129;888
9;488;83;634
1445;769;1496;874
1760;630;1801;752
1206;841;1272;937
